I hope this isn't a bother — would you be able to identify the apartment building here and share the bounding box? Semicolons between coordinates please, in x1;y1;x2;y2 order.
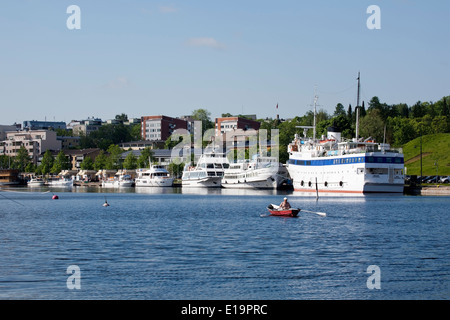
70;117;102;136
215;117;261;137
141;115;188;141
23;120;66;131
2;130;61;164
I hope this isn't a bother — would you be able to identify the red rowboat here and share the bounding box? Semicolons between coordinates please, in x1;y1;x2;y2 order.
267;204;300;217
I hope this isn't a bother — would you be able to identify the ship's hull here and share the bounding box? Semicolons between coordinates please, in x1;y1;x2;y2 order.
135;177;174;187
222;172;287;189
102;181;133;188
182;176;222;188
48;181;73;188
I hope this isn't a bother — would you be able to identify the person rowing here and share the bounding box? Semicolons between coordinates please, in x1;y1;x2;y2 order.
279;197;291;210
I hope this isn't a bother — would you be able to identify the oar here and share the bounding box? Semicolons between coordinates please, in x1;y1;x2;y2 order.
301;209;327;217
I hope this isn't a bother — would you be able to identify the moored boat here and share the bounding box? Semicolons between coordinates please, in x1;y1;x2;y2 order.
222;155;290;189
28;177;45;187
181;150;230;188
101;170;134;188
135;165;174;187
48;177;74;187
287;75;404;195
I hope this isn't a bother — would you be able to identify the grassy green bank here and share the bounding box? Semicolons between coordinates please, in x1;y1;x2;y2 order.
403;133;450;176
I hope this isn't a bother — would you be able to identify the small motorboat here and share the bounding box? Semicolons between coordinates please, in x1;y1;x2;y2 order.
267;204;300;217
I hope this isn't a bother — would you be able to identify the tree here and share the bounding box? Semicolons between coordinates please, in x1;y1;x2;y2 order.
105;144;123;170
347;104;353;122
25;162;36;173
115;113;128;122
393;103;409;118
390;117;417;146
431;116;448;134
411;101;426;118
333;103;346;117
191;108;214;134
123;152;137;170
56;128;74;137
94;150;108;171
168;162;184;179
442;97;449;117
164;135;184;149
80;156;94;170
359;109;385;142
130;124;141;141
0;155;11;169
360;101;366;117
51;150;71;174
14;145;30;172
39;150;54;176
137;147;154;168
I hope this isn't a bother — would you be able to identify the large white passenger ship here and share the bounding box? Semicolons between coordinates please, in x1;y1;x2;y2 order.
287;127;405;194
288;75;404;195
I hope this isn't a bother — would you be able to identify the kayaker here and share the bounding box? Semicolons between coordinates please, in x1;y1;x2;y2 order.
279;197;291;210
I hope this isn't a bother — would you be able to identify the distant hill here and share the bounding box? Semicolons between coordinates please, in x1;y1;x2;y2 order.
403;133;450;176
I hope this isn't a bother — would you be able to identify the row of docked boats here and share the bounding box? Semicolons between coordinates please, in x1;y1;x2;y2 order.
181;151;290;189
26;153;291;190
26;165;175;188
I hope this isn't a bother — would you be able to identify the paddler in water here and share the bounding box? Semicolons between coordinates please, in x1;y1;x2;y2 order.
279;197;291;210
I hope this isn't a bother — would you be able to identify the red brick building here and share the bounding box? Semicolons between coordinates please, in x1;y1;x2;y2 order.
215;117;261;137
141;115;188;141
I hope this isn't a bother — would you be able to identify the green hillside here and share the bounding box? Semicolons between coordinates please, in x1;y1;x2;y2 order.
402;133;450;176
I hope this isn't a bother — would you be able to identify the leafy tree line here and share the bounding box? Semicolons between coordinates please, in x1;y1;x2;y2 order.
79;123;141;150
2;100;447;173
369;96;449;146
78;146;155;172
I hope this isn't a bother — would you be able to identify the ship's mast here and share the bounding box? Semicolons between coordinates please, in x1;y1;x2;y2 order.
355;72;361;141
313;92;318;140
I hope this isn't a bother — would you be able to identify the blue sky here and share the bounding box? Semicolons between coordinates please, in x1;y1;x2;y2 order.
0;0;449;125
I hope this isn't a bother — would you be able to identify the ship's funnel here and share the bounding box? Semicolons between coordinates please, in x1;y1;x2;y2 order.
327;126;341;142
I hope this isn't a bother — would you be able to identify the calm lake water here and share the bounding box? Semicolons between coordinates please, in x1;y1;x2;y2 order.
0;187;448;300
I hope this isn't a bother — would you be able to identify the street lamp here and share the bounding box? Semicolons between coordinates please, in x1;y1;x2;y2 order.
434;161;438;184
420;126;423;185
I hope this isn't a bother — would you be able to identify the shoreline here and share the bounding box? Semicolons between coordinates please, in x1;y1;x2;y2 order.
404;185;450;196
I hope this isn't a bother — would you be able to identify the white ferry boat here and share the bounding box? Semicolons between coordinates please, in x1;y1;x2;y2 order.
181;151;230;188
288;75;404;195
287;126;405;195
222;155;290;189
135;165;174;187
